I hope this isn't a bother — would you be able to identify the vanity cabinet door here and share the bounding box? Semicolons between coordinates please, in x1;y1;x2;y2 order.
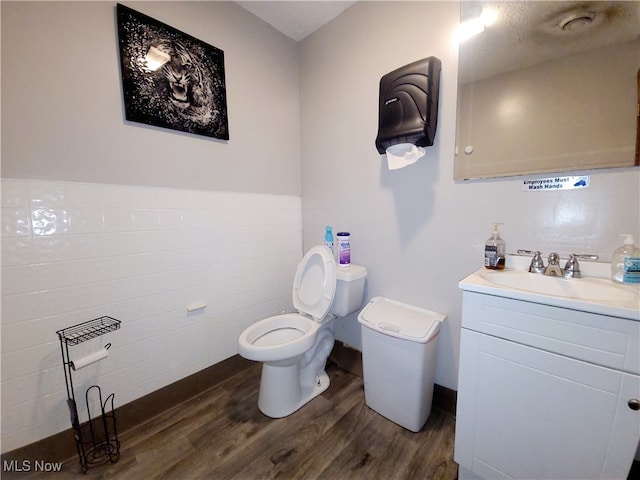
455;329;640;480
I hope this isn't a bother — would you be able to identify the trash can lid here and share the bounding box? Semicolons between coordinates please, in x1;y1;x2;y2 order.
357;296;446;343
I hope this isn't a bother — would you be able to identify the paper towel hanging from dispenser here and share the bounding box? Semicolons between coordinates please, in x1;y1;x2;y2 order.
375;57;442;156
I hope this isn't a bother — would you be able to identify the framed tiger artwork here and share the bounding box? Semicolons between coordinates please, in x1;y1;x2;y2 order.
116;4;229;140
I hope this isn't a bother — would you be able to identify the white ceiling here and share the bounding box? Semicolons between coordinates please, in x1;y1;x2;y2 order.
460;1;639;84
236;1;638;84
235;1;357;41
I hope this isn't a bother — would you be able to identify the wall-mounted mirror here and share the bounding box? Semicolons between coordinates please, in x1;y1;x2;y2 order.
454;1;639;181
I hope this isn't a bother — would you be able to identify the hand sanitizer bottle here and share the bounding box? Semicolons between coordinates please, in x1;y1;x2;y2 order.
484;223;506;270
611;234;640;284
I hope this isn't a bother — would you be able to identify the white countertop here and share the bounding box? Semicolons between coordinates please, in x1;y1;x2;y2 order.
459;263;640;321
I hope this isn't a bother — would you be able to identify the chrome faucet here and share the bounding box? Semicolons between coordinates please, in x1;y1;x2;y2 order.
519;249;547;274
528;251;546;274
544;252;563;276
563;254;581;278
521;250;600;278
562;254;599;278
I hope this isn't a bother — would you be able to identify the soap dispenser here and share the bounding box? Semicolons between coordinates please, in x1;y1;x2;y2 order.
484;223;506;270
611;234;640;284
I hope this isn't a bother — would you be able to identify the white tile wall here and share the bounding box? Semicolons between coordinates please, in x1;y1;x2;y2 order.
1;178;303;453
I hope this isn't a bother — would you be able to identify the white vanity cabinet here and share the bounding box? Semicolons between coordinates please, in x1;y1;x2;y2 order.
455;289;640;480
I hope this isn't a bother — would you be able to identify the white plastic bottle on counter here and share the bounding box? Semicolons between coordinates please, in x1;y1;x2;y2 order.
611;234;640;284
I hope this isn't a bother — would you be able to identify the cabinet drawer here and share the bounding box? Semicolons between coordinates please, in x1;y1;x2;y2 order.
461;291;639;374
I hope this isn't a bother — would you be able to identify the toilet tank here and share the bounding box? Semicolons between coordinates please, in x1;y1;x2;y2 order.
330;264;367;317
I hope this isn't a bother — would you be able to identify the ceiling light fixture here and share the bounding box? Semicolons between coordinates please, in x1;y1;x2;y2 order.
457;7;498;43
457;17;485;42
560;11;596;31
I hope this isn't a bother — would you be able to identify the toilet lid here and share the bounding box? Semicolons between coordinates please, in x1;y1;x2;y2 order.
293;245;337;321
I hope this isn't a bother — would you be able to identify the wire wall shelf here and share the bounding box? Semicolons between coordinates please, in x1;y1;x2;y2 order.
57;316;121;346
57;316;122;473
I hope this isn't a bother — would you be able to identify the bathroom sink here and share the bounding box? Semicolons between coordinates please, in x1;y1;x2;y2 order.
460;267;640;320
480;269;637;303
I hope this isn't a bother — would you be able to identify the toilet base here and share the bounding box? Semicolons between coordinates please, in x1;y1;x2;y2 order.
258;364;330;418
257;327;335;418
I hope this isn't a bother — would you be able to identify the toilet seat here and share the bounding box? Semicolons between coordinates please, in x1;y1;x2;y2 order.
238;313;319;362
237;245;337;362
293;245;337;321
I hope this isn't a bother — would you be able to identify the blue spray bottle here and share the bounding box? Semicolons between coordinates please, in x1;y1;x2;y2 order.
324;226;334;254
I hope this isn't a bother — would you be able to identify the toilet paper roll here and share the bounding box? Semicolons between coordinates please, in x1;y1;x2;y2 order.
71;348;109;370
385;143;425;170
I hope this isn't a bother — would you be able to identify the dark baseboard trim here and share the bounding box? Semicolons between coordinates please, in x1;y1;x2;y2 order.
330;340;458;417
329;339;363;377
3;344;458;467
433;383;458;417
1;355;255;466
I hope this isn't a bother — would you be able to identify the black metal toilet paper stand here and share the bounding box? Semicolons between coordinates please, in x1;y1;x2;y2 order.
57;316;121;473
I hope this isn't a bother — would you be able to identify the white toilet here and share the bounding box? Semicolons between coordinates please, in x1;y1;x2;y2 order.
237;245;367;418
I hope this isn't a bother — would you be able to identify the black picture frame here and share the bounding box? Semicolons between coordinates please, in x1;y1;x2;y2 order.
116;4;229;140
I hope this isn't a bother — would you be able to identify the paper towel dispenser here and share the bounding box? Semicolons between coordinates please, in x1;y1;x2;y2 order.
375;57;441;154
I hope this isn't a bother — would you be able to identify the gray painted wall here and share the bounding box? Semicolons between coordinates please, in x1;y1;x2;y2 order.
2;1;301;196
299;1;639;391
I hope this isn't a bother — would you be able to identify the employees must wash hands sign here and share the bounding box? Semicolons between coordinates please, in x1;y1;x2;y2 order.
522;176;590;191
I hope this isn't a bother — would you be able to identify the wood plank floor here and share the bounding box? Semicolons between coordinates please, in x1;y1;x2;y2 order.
16;361;458;480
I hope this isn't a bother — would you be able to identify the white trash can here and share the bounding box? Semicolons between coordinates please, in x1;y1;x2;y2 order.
357;296;446;432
